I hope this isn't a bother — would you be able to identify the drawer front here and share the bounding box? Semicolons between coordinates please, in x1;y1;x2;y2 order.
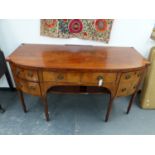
81;73;117;85
116;82;137;96
120;71;142;82
116;71;142;97
43;71;81;83
13;66;39;82
15;78;41;96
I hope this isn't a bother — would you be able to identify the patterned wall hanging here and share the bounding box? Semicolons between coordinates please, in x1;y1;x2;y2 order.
40;19;113;43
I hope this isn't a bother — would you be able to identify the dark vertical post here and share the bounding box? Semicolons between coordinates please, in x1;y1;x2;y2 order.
5;67;14;90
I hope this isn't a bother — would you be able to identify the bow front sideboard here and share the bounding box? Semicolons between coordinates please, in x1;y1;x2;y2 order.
6;44;150;122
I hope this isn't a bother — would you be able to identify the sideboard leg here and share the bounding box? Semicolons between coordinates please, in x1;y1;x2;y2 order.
18;90;28;113
0;104;5;113
126;92;137;114
41;96;50;121
105;94;114;122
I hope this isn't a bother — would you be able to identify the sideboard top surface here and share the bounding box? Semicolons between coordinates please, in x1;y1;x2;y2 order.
7;44;149;71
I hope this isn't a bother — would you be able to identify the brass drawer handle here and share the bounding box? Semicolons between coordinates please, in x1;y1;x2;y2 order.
28;85;36;90
133;85;136;90
125;74;131;79
27;71;34;77
97;75;104;81
57;74;64;80
16;83;23;88
16;69;21;76
97;75;104;86
121;88;126;92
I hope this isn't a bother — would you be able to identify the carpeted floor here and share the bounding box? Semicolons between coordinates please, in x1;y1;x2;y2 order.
0;90;155;135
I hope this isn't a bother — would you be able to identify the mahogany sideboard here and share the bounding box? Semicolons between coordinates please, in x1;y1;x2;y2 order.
6;44;150;122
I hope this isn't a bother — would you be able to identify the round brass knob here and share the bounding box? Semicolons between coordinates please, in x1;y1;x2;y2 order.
125;74;131;79
17;83;23;88
27;71;33;77
28;85;36;90
97;75;104;81
121;88;126;92
133;85;136;90
57;74;64;80
16;69;21;76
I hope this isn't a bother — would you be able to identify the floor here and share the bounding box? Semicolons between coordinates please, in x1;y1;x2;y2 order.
0;90;155;135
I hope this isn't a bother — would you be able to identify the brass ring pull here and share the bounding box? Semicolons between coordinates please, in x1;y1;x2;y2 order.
17;83;23;88
28;85;36;90
97;75;104;86
16;69;21;76
57;74;64;80
27;71;33;77
97;75;104;81
125;74;131;79
121;88;126;92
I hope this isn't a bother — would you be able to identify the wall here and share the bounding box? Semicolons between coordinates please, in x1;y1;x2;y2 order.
0;19;154;87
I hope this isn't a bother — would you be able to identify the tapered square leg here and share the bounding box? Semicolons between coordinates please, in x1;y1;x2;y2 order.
126;92;137;114
18;90;28;113
41;95;50;121
105;94;114;122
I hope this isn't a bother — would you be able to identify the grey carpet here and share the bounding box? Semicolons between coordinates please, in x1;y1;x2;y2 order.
0;90;155;135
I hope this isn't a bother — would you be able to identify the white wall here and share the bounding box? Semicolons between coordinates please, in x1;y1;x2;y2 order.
0;19;154;87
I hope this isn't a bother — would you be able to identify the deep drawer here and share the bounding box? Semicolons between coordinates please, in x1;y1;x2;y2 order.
15;78;41;96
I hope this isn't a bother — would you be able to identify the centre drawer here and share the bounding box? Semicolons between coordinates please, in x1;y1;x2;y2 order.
81;72;117;84
43;71;81;83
